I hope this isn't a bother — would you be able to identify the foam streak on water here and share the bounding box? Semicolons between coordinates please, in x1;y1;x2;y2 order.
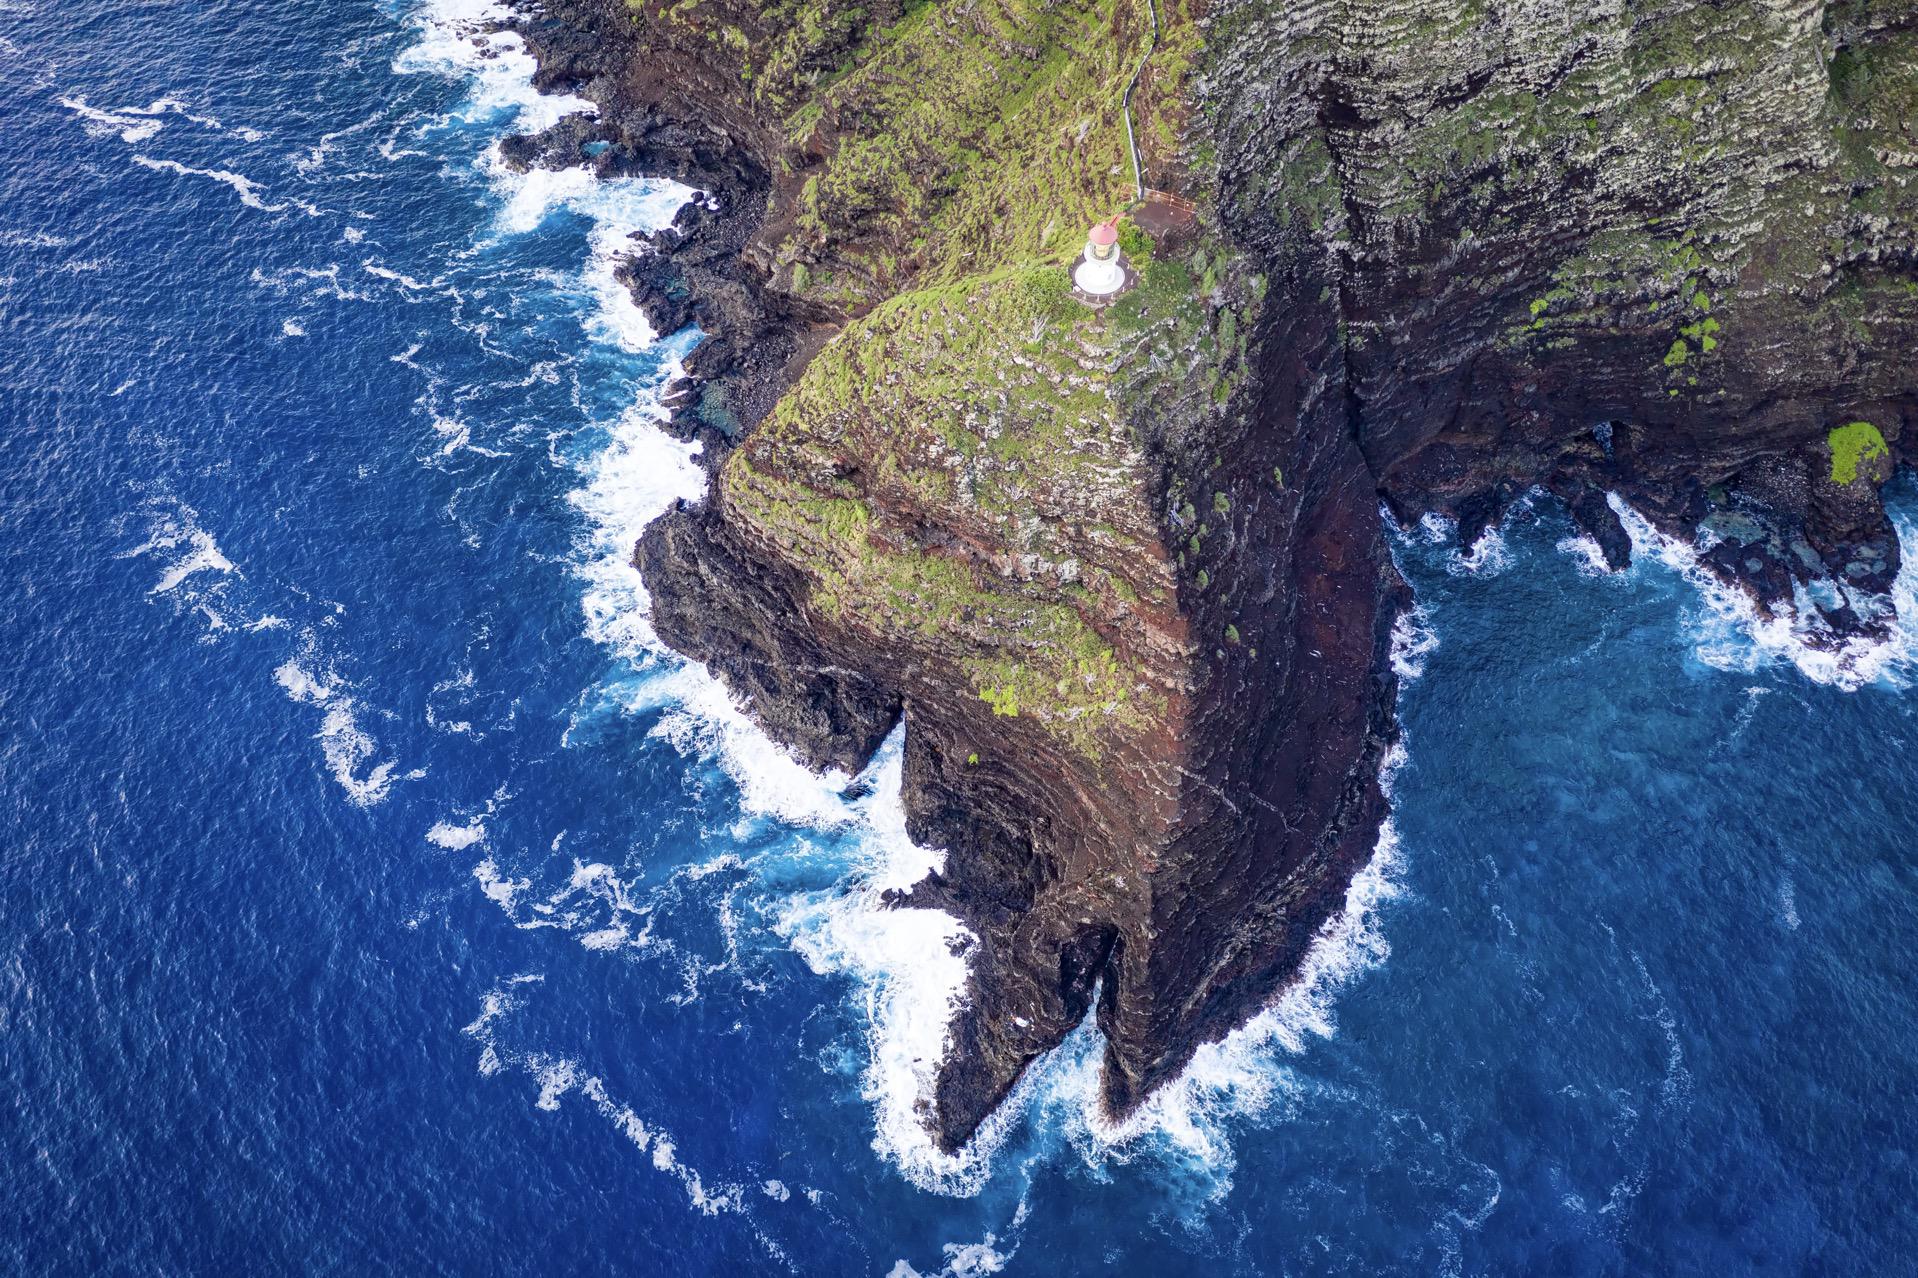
462;976;759;1225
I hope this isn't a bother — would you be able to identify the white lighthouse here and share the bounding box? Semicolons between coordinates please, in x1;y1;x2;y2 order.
1073;218;1127;298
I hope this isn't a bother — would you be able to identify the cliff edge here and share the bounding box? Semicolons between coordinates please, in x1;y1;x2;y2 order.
507;0;1917;1152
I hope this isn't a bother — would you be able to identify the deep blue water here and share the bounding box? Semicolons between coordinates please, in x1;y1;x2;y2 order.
5;2;1918;1273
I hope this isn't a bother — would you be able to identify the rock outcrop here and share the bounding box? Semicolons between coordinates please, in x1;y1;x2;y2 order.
1209;0;1917;634
507;0;1917;1152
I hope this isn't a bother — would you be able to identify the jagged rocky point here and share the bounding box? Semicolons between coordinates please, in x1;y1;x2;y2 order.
500;0;1915;1152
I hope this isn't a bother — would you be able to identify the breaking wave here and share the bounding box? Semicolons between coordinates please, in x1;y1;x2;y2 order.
1391;603;1440;681
392;0;595;134
1037;744;1408;1201
1611;493;1918;692
775;733;986;1194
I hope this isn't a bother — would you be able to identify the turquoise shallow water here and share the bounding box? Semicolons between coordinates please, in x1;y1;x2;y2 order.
5;1;1918;1272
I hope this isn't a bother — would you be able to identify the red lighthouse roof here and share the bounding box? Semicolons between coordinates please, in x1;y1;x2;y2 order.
1088;220;1119;247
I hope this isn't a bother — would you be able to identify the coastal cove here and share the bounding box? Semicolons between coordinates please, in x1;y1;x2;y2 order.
4;1;1918;1275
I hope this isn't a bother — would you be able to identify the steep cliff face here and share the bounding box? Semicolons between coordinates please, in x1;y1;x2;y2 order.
1209;0;1918;631
511;0;1916;1152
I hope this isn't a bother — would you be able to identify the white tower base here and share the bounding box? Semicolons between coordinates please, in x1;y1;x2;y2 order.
1074;255;1125;297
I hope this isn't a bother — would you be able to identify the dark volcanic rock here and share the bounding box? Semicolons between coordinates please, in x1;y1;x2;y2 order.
639;499;901;773
510;0;1918;1155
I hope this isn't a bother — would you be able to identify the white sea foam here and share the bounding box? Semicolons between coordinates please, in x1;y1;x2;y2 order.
121;502;414;806
474;858;531;910
59;94;240;144
463;843;667;958
772;734;991;1194
1390;602;1439;681
1611;493;1918;691
563;400;702;651
281;318;307;338
118;501;255;646
645;666;862;831
829;742;1413;1206
462;977;754;1221
1035;762;1408;1201
1778;876;1801;931
1630;953;1692;1114
481;150;695;357
393;0;595;133
274;656;402;806
0;229;69;249
554;359;853;831
59;95;165;143
250;263;376;302
427;818;487;850
132;155;323;216
1555;531;1612;578
144;526;236;595
889;1209;1025;1278
1450;523;1513;576
361;259;441;294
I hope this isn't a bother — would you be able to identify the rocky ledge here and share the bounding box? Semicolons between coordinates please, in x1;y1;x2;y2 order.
505;0;1916;1152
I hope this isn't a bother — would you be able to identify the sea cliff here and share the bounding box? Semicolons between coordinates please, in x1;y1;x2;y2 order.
505;0;1916;1151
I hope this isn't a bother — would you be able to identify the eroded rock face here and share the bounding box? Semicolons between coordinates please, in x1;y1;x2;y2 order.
638;254;1404;1146
513;0;1917;1152
1208;0;1917;635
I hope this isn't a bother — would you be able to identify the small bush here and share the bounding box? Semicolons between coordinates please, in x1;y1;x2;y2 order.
1117;218;1154;264
1828;421;1889;485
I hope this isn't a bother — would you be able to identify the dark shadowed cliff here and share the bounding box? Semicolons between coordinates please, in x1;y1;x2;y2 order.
504;0;1917;1151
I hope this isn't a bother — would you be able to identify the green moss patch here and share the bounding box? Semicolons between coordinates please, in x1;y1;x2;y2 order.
1828;421;1889;486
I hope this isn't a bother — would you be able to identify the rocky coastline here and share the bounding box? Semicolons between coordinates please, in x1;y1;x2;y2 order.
500;0;1917;1152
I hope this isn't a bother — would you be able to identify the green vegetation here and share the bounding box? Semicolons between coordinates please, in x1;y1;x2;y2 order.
646;0;1258;762
720;265;1179;761
979;684;1021;718
767;0;1149;305
1828;421;1889;486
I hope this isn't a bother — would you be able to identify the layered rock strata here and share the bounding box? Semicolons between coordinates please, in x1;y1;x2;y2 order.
508;0;1917;1151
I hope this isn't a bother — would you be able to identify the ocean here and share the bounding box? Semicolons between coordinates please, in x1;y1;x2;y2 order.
4;1;1917;1272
